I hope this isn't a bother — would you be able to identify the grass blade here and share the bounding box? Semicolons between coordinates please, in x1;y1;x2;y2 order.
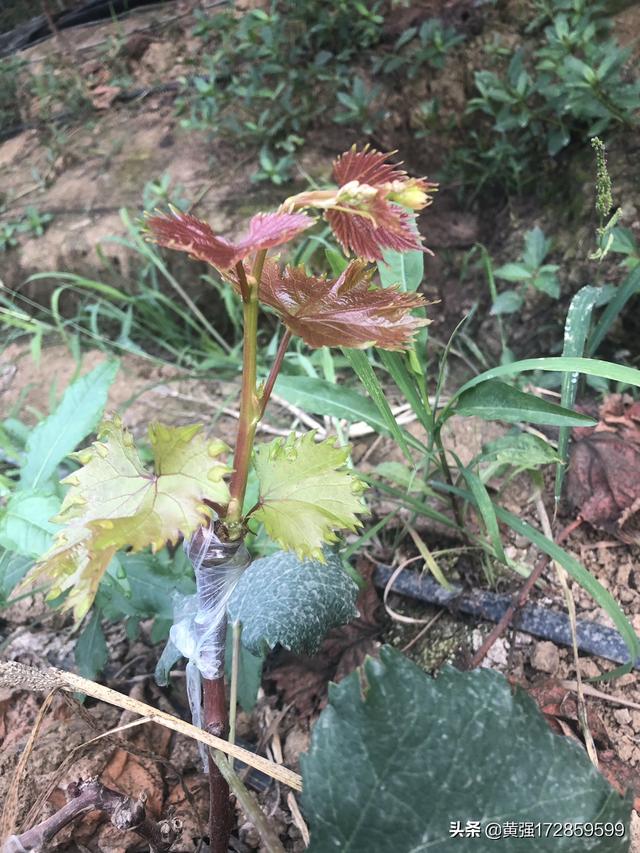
555;285;612;504
343;349;414;462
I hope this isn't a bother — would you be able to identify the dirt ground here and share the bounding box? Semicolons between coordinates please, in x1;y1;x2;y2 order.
2;0;640;850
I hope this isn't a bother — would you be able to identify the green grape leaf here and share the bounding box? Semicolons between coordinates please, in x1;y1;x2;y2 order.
23;417;230;621
251;432;366;560
302;646;630;852
227;550;358;655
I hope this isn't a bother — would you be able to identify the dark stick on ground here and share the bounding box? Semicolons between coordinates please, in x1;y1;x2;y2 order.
5;778;182;853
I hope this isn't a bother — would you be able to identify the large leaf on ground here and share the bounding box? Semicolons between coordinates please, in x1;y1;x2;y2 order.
23;417;230;621
302;646;630;852
227;551;358;655
251;432;366;561
455;380;596;426
20;360;119;490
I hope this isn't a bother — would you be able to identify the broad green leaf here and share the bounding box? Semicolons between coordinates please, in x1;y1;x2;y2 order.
20;360;119;490
343;348;413;462
377;245;424;292
490;290;524;315
0;548;32;600
482;432;560;468
523;225;550;268
531;266;560;298
493;262;533;282
302;647;630;852
75;610;108;680
227;550;358;655
0;490;60;557
251;432;366;561
455;380;596;426
274;374;426;453
556;285;612;503
24;418;230;621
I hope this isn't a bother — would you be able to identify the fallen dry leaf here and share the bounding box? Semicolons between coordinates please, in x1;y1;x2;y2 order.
523;678;611;746
266;559;383;716
567;394;640;543
598;749;640;812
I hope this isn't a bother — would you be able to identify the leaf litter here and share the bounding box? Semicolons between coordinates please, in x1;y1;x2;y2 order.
568;394;640;543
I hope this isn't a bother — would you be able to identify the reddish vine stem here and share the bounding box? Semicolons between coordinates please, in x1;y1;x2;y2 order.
259;329;291;418
203;677;233;853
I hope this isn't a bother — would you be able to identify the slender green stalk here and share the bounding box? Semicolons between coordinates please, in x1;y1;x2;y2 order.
229;621;241;755
226;259;263;531
211;752;287;853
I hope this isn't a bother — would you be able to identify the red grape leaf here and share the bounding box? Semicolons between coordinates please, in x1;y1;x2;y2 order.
146;208;312;270
258;258;430;350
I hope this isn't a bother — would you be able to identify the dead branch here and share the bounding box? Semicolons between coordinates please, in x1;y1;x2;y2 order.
2;778;182;853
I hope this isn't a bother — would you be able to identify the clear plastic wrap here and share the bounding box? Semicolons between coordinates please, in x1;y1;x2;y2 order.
166;526;250;768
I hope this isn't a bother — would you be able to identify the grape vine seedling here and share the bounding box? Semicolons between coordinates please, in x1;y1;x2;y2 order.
22;147;435;851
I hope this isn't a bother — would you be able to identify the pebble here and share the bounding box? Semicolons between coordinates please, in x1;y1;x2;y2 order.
614;708;632;726
578;658;601;678
530;641;559;674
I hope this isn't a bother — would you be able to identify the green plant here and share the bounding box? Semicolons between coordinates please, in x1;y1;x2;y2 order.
176;1;386;182
452;0;640;194
5;147;640;851
142;173;189;213
491;226;561;314
334;76;386;135
374;17;463;76
0;206;53;251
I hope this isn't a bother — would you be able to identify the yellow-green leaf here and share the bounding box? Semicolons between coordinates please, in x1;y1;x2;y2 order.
23;417;231;621
251;432;366;561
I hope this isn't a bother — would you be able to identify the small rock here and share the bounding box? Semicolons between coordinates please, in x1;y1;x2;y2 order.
530;641;560;674
579;658;601;678
614;708;632;726
514;534;529;549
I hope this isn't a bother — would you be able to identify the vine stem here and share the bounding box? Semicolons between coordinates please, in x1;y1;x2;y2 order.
226;256;263;530
204;249;291;851
259;329;292;418
203;676;233;853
